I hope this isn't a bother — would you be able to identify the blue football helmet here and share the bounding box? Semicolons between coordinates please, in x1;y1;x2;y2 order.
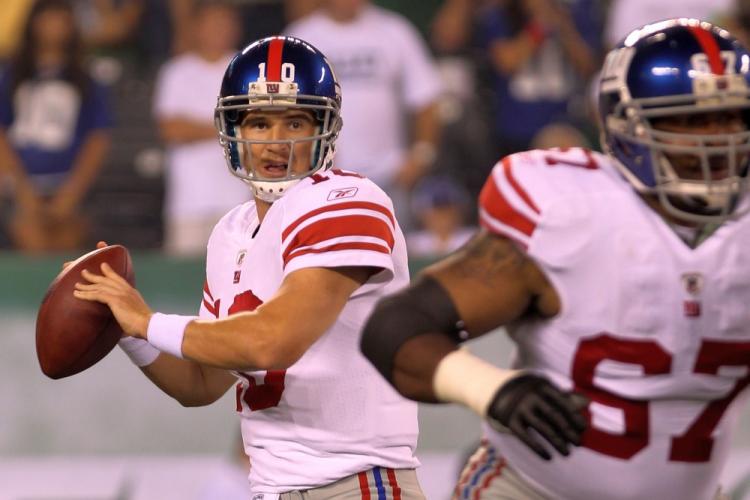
215;36;342;202
599;19;750;222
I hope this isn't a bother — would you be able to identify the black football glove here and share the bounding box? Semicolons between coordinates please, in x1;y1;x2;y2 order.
487;373;589;460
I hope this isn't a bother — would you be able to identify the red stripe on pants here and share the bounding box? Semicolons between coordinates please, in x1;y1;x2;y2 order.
358;471;371;500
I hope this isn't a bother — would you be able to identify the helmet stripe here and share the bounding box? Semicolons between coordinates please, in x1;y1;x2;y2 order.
688;26;725;75
267;37;284;81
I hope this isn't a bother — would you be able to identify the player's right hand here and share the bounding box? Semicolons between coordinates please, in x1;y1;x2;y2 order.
487;373;588;460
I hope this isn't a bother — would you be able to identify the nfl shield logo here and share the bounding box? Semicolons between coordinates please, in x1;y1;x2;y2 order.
681;273;704;295
267;83;279;93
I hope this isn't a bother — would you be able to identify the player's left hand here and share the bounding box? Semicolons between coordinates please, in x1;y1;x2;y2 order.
487;373;589;460
74;263;153;339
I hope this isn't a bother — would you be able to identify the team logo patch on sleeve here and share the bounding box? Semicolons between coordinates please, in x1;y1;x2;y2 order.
327;187;358;201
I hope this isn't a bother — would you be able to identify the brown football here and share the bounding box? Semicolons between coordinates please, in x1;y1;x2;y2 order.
36;245;135;379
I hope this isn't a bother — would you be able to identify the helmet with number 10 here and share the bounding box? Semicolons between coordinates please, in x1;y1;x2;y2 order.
599;19;750;222
215;36;342;202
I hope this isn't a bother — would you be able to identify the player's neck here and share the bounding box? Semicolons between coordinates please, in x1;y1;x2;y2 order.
642;195;719;248
255;198;272;223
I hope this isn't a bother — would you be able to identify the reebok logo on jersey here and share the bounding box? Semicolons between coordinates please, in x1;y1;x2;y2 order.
327;187;358;201
236;250;247;266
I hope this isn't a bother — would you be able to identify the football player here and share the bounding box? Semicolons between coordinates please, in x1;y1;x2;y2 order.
74;36;425;498
361;19;750;500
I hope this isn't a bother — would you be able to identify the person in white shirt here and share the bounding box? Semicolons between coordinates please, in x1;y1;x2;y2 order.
153;1;249;256
74;35;425;499
285;0;442;228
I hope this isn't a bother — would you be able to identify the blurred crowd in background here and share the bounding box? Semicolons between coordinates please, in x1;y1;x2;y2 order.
0;0;744;259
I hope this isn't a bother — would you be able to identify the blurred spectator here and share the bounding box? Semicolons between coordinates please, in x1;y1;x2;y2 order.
605;0;733;47
285;0;443;229
153;0;249;256
166;0;321;57
427;0;501;204
719;0;750;49
481;0;604;158
0;1;35;62
374;0;444;38
430;0;479;55
530;122;591;150
72;0;145;50
406;175;475;260
0;0;113;253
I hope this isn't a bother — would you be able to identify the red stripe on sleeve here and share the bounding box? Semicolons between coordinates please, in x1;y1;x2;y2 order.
202;298;219;318
358;471;371;500
267;38;284;81
689;26;725;75
203;280;214;301
386;469;402;500
479;171;536;238
283;214;394;263
502;157;540;214
285;242;391;267
282;201;395;241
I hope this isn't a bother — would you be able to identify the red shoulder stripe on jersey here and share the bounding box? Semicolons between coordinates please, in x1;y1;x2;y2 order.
386;469;402;500
688;26;725;75
502;157;540;214
283;214;394;263
285;242;390;267
267;38;284;80
358;471;371;500
203;280;214;301
479;170;536;237
202;298;218;317
282;201;395;241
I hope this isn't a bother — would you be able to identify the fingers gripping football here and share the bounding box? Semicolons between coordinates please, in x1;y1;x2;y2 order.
74;263;153;338
488;374;588;460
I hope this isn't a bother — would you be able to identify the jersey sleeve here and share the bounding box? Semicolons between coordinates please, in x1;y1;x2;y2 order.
280;175;397;278
479;156;542;250
478;149;604;269
199;279;220;319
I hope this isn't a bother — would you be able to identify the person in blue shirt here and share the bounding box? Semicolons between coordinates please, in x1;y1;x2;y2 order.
0;0;112;252
480;0;604;157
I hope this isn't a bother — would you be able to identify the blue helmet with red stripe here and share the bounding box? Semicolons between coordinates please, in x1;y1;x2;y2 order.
599;19;750;223
215;36;342;202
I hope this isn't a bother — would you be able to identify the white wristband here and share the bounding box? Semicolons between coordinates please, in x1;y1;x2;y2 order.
118;336;160;367
146;313;197;359
433;348;520;417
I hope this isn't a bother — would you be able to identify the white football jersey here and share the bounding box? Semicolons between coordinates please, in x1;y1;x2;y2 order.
479;148;750;500
200;170;419;494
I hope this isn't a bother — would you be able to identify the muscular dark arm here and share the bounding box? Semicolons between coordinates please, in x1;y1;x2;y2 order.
362;229;586;460
391;229;558;401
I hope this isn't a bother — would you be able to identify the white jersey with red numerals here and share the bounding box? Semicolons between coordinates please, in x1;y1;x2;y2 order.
477;148;750;500
199;169;419;494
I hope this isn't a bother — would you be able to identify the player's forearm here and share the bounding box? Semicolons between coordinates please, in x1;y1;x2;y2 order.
182;314;289;370
140;353;234;406
147;309;303;371
391;333;458;402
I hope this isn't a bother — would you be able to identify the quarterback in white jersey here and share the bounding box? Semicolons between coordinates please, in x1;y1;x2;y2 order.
362;19;750;500
74;36;424;498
